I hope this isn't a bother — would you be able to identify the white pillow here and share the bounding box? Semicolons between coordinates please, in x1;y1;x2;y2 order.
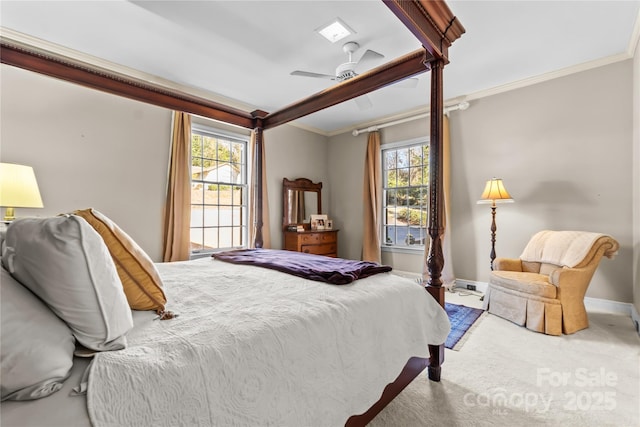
1;267;75;401
2;215;133;351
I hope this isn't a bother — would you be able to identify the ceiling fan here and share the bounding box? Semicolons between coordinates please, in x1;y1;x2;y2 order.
290;41;417;110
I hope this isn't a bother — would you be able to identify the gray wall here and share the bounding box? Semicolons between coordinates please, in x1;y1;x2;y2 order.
449;60;633;303
329;60;634;303
0;65;330;260
264;125;329;250
1;65;172;261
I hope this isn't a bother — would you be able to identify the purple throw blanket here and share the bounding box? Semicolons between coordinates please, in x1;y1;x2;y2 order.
211;249;392;285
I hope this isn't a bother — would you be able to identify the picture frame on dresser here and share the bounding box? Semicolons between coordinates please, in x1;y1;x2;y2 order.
310;214;327;231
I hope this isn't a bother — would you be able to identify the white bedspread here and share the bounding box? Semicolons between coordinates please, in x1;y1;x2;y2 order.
87;257;449;427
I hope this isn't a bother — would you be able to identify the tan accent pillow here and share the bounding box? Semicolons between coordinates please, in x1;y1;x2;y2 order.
74;208;166;312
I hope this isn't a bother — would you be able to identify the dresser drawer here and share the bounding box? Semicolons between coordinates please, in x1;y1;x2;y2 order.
299;233;321;244
283;230;339;257
298;232;337;244
301;243;337;256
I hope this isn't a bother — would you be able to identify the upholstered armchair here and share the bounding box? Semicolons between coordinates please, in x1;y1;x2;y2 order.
483;230;619;336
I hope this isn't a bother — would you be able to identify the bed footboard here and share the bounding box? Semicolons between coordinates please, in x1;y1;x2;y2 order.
344;357;429;427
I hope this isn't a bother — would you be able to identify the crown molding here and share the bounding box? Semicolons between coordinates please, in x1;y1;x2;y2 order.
462;52;632;104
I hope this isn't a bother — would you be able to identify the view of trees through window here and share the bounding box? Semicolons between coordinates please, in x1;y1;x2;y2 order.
190;127;247;253
382;140;429;247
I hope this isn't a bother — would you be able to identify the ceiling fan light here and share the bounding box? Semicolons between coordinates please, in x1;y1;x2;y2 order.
317;18;354;43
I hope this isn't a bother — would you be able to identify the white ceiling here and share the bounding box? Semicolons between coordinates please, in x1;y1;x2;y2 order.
1;1;639;135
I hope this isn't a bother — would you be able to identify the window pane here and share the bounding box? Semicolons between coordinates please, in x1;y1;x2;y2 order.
408;187;421;207
232;142;244;164
397;168;409;188
203;205;217;227
203;227;218;250
384;226;396;245
419;189;429;211
409;226;423;242
202;136;217;162
204;184;219;205
397;148;409;168
385;169;397;188
190;227;203;251
397;189;408;207
410;146;422;166
218;184;231;205
191;183;204;205
202;161;219;182
384;151;397;170
231;206;242;225
232;186;243;204
231;225;242;247
384;206;397;225
191;205;204;228
410;166;423;186
219;206;233;227
218;227;232;248
385;189;396;207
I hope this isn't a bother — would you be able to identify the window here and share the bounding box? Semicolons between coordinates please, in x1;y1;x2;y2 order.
190;125;248;254
382;137;429;249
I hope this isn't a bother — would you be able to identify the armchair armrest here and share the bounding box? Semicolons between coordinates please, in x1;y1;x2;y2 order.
549;266;594;300
493;257;523;272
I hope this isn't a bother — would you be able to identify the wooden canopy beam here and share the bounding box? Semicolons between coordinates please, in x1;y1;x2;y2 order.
384;0;465;63
262;48;432;130
0;41;255;129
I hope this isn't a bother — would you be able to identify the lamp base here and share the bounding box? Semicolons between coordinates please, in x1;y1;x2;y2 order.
3;207;15;222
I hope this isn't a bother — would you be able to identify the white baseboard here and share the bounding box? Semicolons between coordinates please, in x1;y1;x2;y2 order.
455;279;488;293
583;296;634;316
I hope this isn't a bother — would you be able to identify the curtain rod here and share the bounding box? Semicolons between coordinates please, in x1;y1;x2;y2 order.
351;101;469;136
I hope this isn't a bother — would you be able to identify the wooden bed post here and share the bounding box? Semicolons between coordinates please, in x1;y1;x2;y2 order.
251;110;268;249
383;0;464;384
250;127;264;248
253;127;264;249
426;58;446;382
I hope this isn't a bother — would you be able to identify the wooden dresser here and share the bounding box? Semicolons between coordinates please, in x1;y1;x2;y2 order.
283;230;338;257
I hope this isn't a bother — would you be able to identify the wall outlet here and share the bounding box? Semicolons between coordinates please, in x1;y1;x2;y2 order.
467;284;477;291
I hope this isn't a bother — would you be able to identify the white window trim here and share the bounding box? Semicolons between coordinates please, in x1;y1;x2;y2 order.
380;136;430;252
189;124;249;257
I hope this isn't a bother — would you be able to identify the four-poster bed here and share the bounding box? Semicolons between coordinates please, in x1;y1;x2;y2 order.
0;1;464;424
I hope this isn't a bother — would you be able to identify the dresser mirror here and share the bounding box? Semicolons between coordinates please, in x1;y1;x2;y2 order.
282;178;322;230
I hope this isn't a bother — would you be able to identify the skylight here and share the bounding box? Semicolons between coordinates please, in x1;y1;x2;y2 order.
317;18;354;43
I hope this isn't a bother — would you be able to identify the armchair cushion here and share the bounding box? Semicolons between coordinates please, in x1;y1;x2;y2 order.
490;271;557;299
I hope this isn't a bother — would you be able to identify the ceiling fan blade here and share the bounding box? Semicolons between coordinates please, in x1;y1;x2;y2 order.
354;95;373;110
290;71;335;80
393;77;419;89
355;49;384;72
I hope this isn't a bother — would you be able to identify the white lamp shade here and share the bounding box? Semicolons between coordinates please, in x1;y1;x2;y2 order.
0;163;44;208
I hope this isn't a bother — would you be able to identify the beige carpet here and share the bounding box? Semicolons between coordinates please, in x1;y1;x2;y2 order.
368;290;640;427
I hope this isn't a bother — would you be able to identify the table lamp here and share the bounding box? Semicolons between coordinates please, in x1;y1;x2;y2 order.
0;163;44;221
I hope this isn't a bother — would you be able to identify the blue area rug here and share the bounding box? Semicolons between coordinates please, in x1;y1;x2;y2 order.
444;302;485;350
